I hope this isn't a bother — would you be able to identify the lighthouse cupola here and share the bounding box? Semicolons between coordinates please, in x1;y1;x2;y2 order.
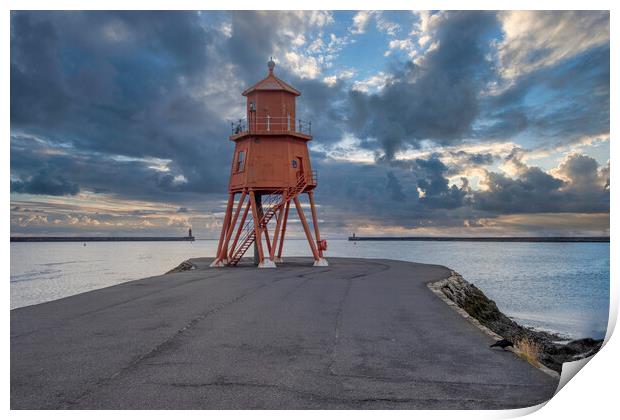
211;59;327;268
241;59;301;136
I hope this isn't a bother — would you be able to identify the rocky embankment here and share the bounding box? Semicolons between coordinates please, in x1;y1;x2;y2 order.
166;259;197;274
431;272;603;373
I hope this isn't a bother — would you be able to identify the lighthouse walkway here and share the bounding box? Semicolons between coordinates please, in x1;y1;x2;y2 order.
11;257;558;409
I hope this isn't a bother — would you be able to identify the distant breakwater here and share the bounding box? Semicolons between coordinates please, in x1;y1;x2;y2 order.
349;236;609;243
11;236;195;242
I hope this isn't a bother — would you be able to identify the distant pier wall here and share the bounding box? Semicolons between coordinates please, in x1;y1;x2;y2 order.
348;236;609;243
11;236;195;242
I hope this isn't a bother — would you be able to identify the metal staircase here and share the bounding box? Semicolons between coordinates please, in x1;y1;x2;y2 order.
227;174;308;266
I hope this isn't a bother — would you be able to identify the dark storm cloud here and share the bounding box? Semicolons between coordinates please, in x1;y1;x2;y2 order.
312;147;608;233
413;158;471;209
225;11;282;82
10;11;347;204
385;172;405;201
474;154;609;214
313;154;474;231
9;133;210;202
479;44;610;144
11;11;233;201
557;154;603;191
474;169;564;213
449;151;494;166
443;150;497;177
11;168;79;196
294;78;348;143
346;11;609;159
347;11;499;159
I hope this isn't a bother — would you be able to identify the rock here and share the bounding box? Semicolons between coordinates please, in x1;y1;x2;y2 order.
436;272;603;373
166;259;197;274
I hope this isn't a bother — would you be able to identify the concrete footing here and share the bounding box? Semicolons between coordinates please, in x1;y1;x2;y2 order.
313;257;329;267
258;259;277;268
209;259;226;267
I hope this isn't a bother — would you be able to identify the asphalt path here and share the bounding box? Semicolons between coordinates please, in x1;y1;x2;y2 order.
11;257;558;409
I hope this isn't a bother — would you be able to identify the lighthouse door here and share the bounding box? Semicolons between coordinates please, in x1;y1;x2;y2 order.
295;156;304;178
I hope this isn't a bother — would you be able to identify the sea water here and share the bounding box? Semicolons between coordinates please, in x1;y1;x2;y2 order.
10;239;609;339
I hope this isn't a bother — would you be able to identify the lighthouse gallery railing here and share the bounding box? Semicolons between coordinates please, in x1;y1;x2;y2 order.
231;116;311;135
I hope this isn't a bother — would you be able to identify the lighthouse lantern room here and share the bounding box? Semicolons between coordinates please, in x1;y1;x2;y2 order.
211;59;328;268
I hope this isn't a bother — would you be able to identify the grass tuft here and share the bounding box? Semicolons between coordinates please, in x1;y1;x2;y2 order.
515;338;541;368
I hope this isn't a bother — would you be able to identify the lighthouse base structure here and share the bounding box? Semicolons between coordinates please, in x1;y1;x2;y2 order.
212;176;327;268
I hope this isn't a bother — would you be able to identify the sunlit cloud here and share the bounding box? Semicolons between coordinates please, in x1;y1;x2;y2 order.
497;11;609;81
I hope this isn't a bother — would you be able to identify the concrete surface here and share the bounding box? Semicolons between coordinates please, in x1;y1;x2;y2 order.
11;257;559;409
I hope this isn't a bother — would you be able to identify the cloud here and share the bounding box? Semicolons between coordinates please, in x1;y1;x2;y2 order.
412;157;472;209
283;51;321;79
11;12;236;201
385;171;405;201
347;11;499;159
349;11;400;37
449;150;494;167
374;12;400;36
347;10;609;162
385;38;417;58
554;153;609;193
322;69;354;87
351;72;390;92
497;11;610;80
11;168;79;196
225;11;335;81
350;11;373;34
475;153;609;214
479;43;609;146
15;215;49;227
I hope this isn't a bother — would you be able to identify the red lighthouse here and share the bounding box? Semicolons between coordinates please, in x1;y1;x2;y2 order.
211;59;328;268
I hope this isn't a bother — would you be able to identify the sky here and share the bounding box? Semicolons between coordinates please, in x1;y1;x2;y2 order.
10;10;610;238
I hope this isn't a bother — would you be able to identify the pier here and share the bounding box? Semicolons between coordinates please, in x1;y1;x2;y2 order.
348;236;609;243
11;257;558;409
10;236;195;242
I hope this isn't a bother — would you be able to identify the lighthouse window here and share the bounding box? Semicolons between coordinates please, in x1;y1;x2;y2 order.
291;160;297;168
236;150;246;172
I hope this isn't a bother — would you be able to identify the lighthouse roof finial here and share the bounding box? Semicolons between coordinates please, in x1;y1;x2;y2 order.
242;58;300;96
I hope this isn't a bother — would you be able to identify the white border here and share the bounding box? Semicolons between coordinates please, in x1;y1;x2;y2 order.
4;2;616;418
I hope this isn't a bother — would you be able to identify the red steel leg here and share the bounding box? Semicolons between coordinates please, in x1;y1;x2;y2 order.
228;199;251;261
250;191;265;265
308;191;323;258
221;190;246;262
270;205;284;261
212;193;234;266
293;195;320;261
277;201;290;260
